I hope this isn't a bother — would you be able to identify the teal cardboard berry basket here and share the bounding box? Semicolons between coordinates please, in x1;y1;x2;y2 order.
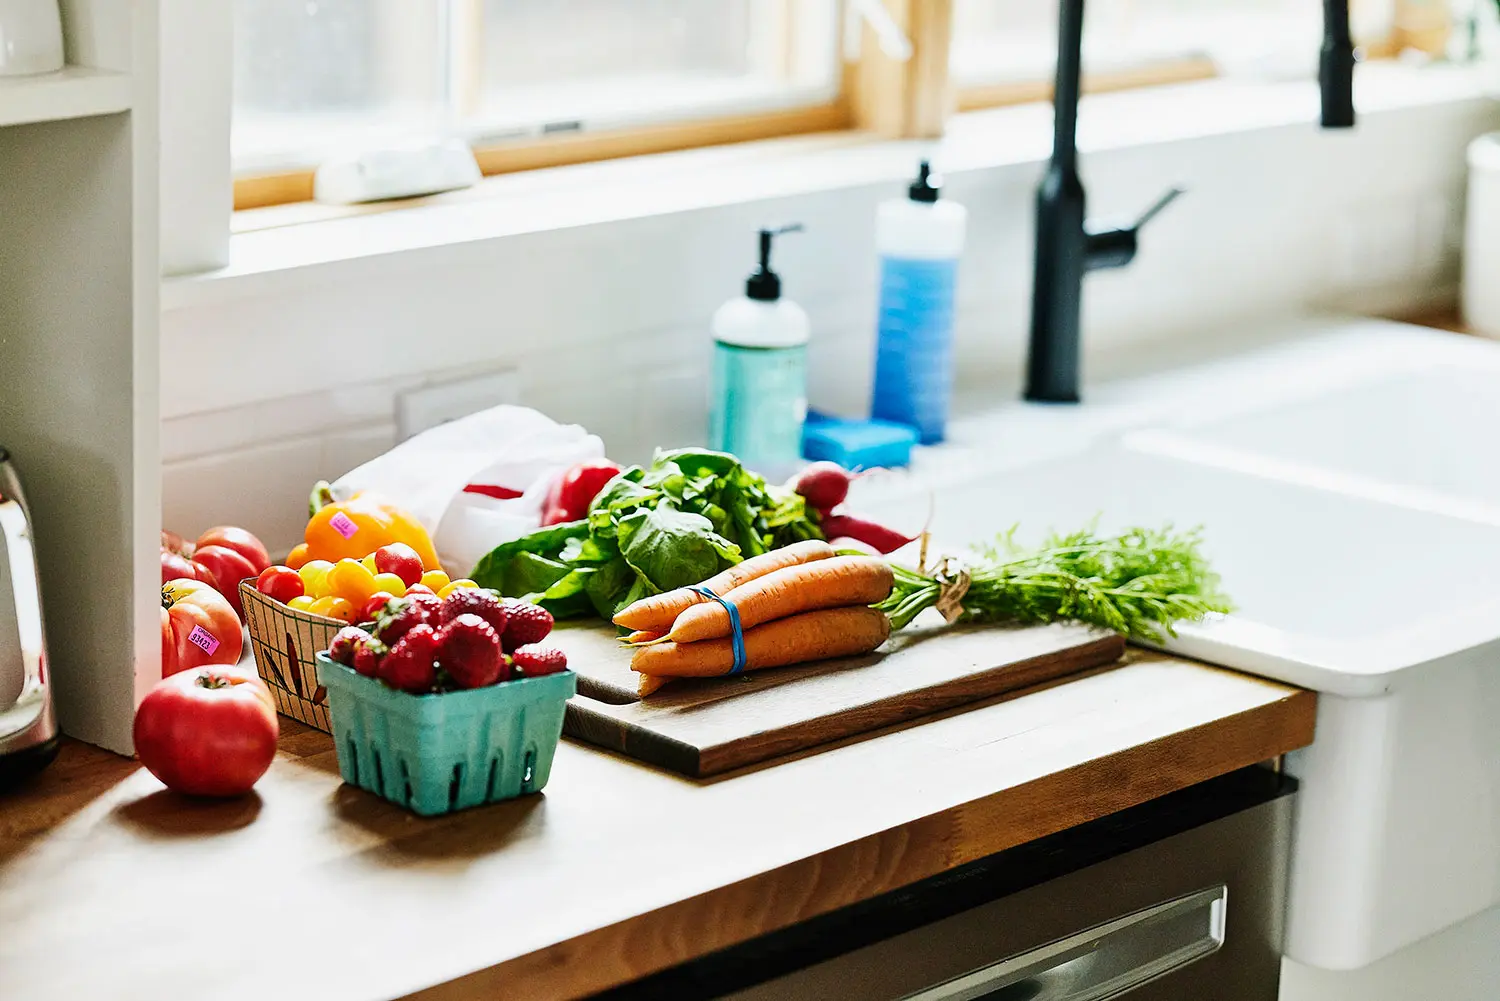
316;652;575;816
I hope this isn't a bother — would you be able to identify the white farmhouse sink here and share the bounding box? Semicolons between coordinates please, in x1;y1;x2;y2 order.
854;318;1500;976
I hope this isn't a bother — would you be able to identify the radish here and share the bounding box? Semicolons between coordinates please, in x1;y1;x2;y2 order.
819;513;917;555
791;462;858;514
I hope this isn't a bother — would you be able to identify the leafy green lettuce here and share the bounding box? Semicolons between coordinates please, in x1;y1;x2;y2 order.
470;448;823;620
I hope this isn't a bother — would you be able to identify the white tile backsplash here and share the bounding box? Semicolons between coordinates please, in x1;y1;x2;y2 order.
163;424;396;557
161;88;1498;547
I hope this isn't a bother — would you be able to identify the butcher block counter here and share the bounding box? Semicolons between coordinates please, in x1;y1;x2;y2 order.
0;650;1314;1001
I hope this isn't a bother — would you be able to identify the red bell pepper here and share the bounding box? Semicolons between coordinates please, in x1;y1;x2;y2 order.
541;460;623;526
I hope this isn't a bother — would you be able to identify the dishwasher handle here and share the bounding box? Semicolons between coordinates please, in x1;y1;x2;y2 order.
902;884;1228;1001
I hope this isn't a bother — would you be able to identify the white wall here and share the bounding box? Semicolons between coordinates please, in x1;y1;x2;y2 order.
1281;904;1500;1001
160;73;1500;560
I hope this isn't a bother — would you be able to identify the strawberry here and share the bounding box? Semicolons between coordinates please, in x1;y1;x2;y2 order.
352;636;387;677
360;592;397;623
440;588;508;634
378;624;439;693
328;626;372;667
435;613;506;689
374;593;442;646
511;644;567;677
500;598;553;651
374;543;425;588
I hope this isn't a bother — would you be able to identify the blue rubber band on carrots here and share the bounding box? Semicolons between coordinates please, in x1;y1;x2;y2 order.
688;585;747;675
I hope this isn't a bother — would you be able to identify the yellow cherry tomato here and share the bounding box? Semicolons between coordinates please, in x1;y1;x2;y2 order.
327;558;379;604
372;572;407;595
326;597;359;624
298;560;335;599
287;595;317;612
361;553;379;574
420;569;451;593
306;595;341;619
438;579;479;599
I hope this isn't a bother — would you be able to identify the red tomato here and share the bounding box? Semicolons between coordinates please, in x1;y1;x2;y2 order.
192;545;257;619
161;579;243;678
540;459;623;526
255;565;304;604
196;526;271;575
161;550;218;589
373;543;424;588
133;665;278;797
161;530;194;558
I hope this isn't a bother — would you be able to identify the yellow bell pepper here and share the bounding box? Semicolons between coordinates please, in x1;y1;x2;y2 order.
302;481;442;570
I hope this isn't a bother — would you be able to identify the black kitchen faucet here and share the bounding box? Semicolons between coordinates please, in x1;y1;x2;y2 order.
1023;0;1357;403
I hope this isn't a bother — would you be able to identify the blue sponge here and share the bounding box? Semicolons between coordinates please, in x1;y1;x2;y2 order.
801;412;918;469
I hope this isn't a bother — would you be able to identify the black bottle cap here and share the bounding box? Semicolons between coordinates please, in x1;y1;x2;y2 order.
908;160;941;203
745;223;804;301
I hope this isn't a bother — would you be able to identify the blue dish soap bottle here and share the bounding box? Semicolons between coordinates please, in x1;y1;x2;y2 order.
709;224;809;479
871;161;967;444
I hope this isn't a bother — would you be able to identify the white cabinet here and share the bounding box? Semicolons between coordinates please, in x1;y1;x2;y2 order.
0;0;160;752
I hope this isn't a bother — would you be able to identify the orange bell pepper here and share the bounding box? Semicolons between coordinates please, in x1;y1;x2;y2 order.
302;482;441;570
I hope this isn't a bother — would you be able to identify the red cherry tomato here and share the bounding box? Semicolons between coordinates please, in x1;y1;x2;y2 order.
196;526;271;575
133;665;278;797
160;579;243;678
373;543;424;588
192;545;258;620
255;565;304;604
403;583;435;597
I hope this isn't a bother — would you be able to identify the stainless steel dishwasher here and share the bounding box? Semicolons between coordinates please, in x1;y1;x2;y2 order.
593;767;1294;1001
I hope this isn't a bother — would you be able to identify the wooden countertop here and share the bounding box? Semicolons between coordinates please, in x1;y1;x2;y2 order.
0;651;1314;1001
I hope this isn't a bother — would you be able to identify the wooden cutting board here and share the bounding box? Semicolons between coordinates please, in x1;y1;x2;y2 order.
553;619;1126;777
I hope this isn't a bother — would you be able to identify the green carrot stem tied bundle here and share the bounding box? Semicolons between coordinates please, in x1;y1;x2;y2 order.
877;525;1232;642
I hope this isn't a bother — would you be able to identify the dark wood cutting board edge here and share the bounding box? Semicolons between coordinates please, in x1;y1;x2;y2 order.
558;623;1127;777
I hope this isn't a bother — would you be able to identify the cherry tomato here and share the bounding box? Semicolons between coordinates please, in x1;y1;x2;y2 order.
308;595;357;622
133;665;277;797
374;543;425;588
256;565;304;604
327;558;379;604
419;569;451;593
298;560;335;599
287;595;317;612
404;583;435;597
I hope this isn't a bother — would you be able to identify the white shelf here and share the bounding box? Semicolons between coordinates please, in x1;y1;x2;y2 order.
0;65;131;128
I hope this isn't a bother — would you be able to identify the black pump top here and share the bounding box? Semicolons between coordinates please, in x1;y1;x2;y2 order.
745;223;804;301
908;160;941;203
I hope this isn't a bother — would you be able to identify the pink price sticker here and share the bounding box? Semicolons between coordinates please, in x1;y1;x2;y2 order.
329;511;359;540
187;625;221;656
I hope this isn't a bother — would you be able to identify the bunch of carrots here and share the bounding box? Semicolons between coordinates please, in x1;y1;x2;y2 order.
614;540;896;697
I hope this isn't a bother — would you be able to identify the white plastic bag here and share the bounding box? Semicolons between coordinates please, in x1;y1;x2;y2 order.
331;405;604;575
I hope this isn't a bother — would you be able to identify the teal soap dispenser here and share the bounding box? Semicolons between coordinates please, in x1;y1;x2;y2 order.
709;224;808;478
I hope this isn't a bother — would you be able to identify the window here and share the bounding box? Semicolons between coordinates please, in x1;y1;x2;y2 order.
233;0;1410;210
233;0;842;191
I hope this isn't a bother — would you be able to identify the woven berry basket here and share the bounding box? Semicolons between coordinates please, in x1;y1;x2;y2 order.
240;580;343;732
316;651;575;816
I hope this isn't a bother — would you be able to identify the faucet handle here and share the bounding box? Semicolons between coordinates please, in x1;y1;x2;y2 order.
1133;186;1185;229
1085;185;1186;271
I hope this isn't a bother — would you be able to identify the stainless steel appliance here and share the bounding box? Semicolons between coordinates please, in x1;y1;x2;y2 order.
593;767;1293;1001
0;447;58;784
